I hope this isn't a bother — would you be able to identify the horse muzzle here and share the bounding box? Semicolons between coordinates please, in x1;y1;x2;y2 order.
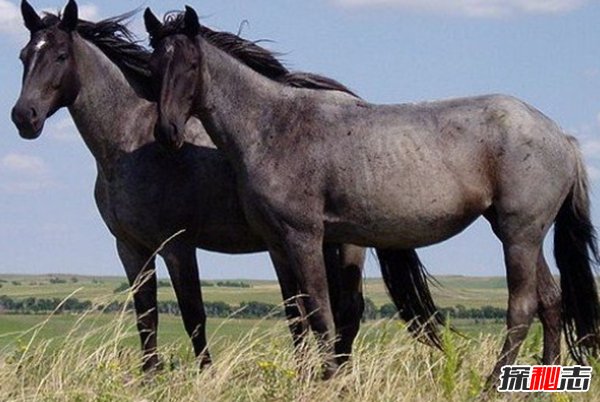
11;103;45;140
154;118;185;151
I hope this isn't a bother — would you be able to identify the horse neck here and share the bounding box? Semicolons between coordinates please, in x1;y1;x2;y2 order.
196;38;286;167
68;34;153;176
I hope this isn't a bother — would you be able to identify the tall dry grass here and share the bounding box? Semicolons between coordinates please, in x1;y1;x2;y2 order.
0;290;598;401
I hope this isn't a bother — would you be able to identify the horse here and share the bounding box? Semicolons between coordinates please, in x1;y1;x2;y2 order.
144;5;600;382
11;0;371;372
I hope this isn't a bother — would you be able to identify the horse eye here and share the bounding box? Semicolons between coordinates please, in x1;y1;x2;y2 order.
57;53;68;62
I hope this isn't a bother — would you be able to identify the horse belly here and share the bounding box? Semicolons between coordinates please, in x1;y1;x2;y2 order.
324;176;491;249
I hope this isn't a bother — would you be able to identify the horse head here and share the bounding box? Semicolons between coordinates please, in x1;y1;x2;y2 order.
11;0;81;139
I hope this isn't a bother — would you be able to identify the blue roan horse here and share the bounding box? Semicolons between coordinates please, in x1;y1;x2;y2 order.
145;5;600;383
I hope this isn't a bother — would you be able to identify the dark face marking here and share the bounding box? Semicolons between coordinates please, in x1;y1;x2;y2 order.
144;6;202;150
149;34;201;150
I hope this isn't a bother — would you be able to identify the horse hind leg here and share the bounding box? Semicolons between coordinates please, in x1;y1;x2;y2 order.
488;239;540;386
484;200;554;387
536;252;561;365
324;244;365;366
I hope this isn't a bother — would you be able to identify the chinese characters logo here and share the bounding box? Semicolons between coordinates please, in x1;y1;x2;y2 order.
498;365;592;392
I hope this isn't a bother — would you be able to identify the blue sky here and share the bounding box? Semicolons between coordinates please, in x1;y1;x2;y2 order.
1;0;600;279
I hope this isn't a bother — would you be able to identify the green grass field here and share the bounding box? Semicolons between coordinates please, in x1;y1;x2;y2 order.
0;274;510;352
0;274;508;351
0;273;509;307
1;274;599;401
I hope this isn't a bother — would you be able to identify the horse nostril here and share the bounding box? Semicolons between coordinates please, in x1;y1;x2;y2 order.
154;120;183;150
170;122;178;137
30;107;38;119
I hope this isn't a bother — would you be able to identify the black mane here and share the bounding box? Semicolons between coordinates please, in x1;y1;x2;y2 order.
40;11;153;90
152;12;358;98
38;10;357;99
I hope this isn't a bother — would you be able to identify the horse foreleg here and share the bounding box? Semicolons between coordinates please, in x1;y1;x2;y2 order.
269;246;309;354
161;242;211;368
273;231;338;379
116;239;160;372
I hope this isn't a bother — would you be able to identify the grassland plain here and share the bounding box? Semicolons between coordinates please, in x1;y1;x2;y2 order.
0;275;597;401
0;274;509;307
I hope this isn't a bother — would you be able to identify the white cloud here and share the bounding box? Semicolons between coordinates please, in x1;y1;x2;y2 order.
567;112;600;181
564;121;600;194
571;142;600;182
1;180;53;193
1;153;47;175
0;0;21;36
40;3;101;23
576;113;600;161
77;4;100;21
587;165;600;181
0;1;100;40
46;116;79;142
333;0;587;18
0;153;54;193
581;139;600;159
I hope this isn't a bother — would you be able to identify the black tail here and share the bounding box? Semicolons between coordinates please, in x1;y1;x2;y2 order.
554;190;600;364
554;137;600;364
377;248;444;349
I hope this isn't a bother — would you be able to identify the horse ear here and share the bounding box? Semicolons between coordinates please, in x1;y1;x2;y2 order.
184;5;200;38
144;8;162;38
59;0;78;32
21;0;43;33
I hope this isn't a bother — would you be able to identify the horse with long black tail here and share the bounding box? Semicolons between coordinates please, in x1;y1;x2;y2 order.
144;5;600;382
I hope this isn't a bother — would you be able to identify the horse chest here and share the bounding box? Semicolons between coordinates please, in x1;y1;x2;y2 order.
95;171;172;240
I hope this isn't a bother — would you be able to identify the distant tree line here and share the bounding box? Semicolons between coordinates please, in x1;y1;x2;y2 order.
0;295;283;318
199;280;252;288
0;294;506;321
372;302;506;321
215;281;251;288
0;295;92;314
113;280;252;293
